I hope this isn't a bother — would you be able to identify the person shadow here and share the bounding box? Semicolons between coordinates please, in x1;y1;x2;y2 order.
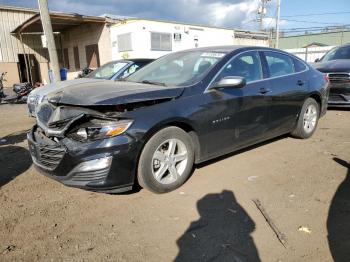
327;157;350;261
175;190;260;262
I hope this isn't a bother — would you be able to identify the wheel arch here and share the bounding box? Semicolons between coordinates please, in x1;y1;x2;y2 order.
132;118;201;188
140;118;202;164
309;92;322;115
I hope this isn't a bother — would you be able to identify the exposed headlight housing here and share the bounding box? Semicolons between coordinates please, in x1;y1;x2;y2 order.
72;119;133;141
40;95;48;103
28;94;40;104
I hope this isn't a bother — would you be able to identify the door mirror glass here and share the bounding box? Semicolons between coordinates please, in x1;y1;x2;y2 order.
211;76;246;90
314;58;320;62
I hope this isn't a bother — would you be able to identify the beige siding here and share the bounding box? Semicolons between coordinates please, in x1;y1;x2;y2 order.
98;24;112;66
0;8;36;62
0;7;50;86
0;62;20;88
60;23;110;73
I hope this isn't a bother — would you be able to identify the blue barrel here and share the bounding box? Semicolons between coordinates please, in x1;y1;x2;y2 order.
60;68;68;81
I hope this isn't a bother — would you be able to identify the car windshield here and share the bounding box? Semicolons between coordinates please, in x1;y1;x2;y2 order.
321;46;350;62
126;50;227;86
87;61;128;79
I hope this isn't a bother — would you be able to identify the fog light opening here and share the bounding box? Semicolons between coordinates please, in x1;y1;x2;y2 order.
75;156;112;172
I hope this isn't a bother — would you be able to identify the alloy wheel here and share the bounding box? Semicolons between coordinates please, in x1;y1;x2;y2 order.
151;138;188;184
303;104;317;133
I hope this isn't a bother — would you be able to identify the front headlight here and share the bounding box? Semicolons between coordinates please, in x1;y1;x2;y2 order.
73;119;133;141
28;94;40;104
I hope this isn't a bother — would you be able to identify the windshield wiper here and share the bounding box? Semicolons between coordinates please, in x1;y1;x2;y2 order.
141;80;167;86
117;78;128;81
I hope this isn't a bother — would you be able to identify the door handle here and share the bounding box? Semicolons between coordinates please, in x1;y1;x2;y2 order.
259;87;271;94
297;80;305;86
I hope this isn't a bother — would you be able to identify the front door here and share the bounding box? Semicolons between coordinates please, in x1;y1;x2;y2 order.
202;51;270;158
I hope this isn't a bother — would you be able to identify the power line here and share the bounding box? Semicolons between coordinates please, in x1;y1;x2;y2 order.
280;24;350;31
282;11;350;18
280;18;344;25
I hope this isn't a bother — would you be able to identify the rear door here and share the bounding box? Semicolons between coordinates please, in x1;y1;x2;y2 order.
261;51;308;137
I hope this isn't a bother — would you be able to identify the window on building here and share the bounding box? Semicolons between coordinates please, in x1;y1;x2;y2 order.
264;51;295;77
117;33;132;52
73;46;80;70
63;48;69;69
151;32;172;51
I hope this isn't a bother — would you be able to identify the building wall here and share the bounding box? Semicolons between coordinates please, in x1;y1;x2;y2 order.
0;6;37;87
278;31;350;49
234;37;268;47
61;22;111;79
284;46;335;62
0;62;20;87
110;20;236;60
0;7;36;62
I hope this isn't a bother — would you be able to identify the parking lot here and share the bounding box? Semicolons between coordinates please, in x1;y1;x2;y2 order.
0;103;349;261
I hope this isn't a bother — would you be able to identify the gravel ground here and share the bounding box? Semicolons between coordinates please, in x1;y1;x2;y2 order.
0;104;349;262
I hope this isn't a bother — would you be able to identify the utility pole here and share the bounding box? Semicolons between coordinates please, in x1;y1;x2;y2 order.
38;0;60;82
258;0;270;31
275;0;281;48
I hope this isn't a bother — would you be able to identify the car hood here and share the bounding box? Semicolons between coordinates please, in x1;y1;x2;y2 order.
48;80;184;106
311;59;350;73
30;78;103;97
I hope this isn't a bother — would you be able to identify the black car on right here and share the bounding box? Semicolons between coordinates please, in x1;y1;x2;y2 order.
313;43;350;107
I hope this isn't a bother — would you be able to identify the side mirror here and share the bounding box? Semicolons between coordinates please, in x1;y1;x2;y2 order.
314;58;320;62
211;76;246;90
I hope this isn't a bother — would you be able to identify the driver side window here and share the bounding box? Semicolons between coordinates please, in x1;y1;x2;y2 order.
215;51;263;83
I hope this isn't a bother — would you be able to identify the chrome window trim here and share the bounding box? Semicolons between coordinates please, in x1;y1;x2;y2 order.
204;49;310;93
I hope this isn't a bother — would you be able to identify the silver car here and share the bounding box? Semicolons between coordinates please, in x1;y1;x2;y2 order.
27;59;153;116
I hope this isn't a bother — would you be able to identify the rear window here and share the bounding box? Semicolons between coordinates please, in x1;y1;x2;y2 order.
293;58;307;72
264;51;295;77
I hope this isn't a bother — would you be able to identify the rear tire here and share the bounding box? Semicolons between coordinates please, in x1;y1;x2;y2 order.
291;98;319;139
137;127;194;194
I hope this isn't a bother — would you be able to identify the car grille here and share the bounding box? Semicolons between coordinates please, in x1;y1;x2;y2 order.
329;94;346;102
328;73;350;84
34;144;65;170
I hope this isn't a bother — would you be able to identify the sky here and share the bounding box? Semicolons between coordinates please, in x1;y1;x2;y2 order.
0;0;350;33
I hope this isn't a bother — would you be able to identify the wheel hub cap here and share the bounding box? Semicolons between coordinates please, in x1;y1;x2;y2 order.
303;104;317;133
151;138;188;185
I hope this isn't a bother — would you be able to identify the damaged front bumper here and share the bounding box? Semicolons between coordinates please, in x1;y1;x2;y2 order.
27;125;139;193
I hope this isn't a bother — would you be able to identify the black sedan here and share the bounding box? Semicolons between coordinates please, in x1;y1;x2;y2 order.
313;43;350;107
28;46;329;194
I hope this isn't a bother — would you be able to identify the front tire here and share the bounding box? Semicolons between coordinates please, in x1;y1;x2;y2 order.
137;127;195;193
291;98;319;139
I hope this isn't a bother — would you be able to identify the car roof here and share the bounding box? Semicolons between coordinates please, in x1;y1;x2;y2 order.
335;43;350;48
173;45;286;54
106;58;154;64
126;58;155;63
